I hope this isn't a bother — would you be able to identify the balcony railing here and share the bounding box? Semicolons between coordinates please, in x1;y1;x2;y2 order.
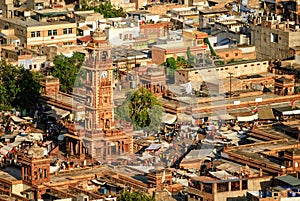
85;58;112;67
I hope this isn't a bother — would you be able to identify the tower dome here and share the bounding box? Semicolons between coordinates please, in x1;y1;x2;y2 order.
92;28;107;43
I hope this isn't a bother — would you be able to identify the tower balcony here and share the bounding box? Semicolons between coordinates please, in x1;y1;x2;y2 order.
85;58;112;68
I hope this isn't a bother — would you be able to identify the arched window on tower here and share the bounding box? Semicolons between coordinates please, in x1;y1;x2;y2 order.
102;51;108;62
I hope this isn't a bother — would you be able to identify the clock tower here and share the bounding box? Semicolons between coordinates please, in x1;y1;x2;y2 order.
78;27;133;159
84;30;114;132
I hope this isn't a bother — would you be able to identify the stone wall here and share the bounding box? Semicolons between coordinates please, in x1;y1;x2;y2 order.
250;21;298;60
175;60;269;84
146;4;187;15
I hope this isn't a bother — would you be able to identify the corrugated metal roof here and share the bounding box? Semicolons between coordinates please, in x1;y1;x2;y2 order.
276;175;300;187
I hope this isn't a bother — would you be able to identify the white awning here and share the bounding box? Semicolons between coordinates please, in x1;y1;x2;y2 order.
46;108;70;119
23;116;33;121
210;114;236;121
282;110;300;115
237;113;258;122
91;179;106;185
162;113;177;124
146;143;162;150
10;116;25;123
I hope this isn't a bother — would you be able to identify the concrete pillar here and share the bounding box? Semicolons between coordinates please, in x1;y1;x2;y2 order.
76;141;79;155
79;141;82;155
228;182;231;191
21;166;24;180
27;167;30;181
31;167;34;183
213;183;217;194
239;180;243;190
70;140;74;155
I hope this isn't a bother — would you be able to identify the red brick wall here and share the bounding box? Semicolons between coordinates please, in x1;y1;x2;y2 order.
152;47;166;64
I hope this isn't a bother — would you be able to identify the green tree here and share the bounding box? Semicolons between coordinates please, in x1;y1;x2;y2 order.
52;52;85;94
176;56;191;68
0;60;19;109
204;38;216;56
115;91;133;122
147;104;163;133
163;56;191;84
94;2;126;18
119;191;155;201
128;87;162;130
164;57;176;69
14;68;42;110
0;60;42;111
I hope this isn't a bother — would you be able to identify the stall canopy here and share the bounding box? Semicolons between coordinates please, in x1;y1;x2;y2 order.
162;113;177;124
258;106;275;120
0;141;21;156
145;143;162;151
45;107;70;119
177;113;193;122
181;148;215;164
230;109;258;122
210;114;236;121
273;106;300;116
10;116;26;123
209;170;239;180
237;113;258;122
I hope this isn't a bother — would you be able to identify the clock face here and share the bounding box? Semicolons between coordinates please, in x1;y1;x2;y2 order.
101;70;108;78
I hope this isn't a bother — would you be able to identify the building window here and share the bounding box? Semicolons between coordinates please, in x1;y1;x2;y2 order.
31;32;35;37
48;30;52;36
44;169;47;178
225;54;229;57
270;33;279;43
29;65;32;69
36;31;40;37
242;180;248;190
244;65;247;67
235;53;238;56
235;66;238;69
63;28;67;34
102;51;108;61
217;183;229;192
68;28;73;34
119;33;122;39
53;29;57;35
225;68;228;70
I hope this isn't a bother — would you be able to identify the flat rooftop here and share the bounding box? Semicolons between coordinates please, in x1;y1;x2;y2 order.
0;17;75;27
199;8;229;14
49;166;109;184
